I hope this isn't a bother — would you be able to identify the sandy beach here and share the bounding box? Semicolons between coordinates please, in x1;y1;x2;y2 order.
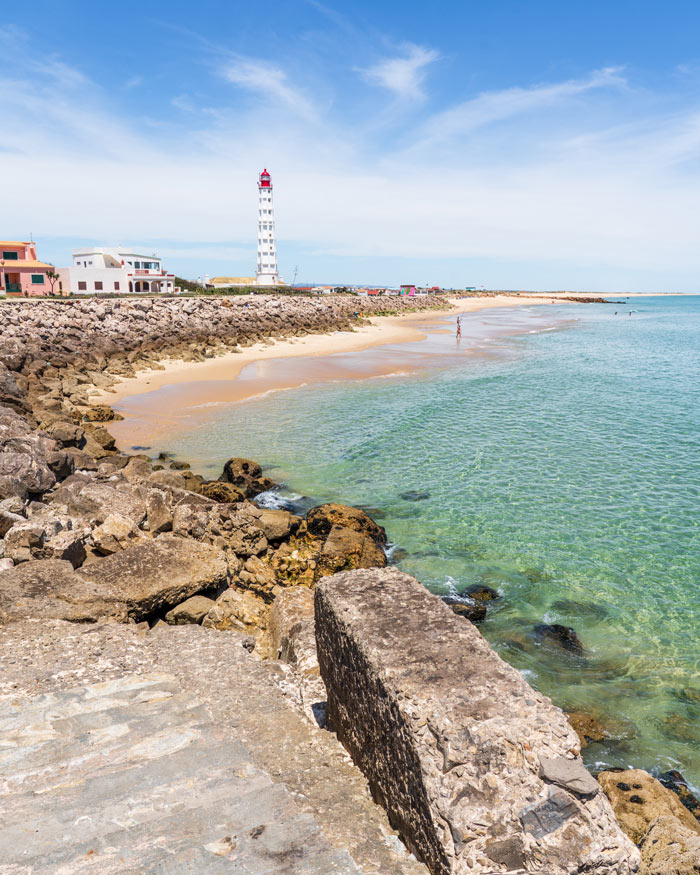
96;294;565;409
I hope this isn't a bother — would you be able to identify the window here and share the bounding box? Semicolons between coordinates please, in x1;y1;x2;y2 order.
114;281;120;290
78;281;87;291
134;261;140;268
94;281;103;290
2;251;19;260
31;274;44;284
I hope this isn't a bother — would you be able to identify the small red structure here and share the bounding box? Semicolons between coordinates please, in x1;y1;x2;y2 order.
259;169;271;188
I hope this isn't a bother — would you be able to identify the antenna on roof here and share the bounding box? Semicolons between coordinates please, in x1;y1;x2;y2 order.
30;231;34;243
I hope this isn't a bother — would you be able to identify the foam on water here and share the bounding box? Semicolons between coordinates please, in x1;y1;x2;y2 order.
156;296;700;789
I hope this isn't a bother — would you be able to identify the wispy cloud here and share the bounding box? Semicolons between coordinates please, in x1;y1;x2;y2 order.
415;67;626;145
360;43;440;101
221;57;317;121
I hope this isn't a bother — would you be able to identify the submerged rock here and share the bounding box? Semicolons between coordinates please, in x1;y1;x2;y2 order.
533;622;585;654
441;595;487;624
564;710;609;747
398;490;430;501
465;583;500;603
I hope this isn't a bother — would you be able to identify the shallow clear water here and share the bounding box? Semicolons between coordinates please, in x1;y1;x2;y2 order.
135;297;700;787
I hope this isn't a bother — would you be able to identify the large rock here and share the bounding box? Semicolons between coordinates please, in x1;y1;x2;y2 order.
0;559;128;624
77;534;228;620
315;568;639;875
306;503;387;546
219;457;275;497
202;586;269;635
165;594;215;625
316;525;387;577
50;480;147;526
598;769;700;846
639;815;700;874
0;452;55;496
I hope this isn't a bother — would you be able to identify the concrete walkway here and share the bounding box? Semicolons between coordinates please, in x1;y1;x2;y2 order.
0;673;360;873
0;620;427;875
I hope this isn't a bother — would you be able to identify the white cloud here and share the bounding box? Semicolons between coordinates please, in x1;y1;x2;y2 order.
414;67;626;146
360;43;439;101
221;57;317;121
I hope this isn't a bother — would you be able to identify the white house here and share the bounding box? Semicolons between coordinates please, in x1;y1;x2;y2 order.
58;247;176;295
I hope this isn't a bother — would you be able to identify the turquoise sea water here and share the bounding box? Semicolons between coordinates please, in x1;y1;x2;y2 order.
127;297;700;787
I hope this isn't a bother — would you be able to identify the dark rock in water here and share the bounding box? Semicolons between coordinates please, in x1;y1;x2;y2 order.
169;460;191;470
399;490;430;502
130;445;151;451
551;599;608;622
533;623;585;654
357;505;387;520
675;686;700;707
660;711;700;745
220;457;275;498
465;583;500;603
659;770;700;823
441;595;487;624
388;547;408;563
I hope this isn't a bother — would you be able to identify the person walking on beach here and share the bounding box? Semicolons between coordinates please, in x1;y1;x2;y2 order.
456;316;462;339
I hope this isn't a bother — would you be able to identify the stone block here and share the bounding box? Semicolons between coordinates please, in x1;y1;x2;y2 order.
315;568;639;875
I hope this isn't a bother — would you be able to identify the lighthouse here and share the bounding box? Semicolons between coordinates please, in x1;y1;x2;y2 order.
256;168;280;286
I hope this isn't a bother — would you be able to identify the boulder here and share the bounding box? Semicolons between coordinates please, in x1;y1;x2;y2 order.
91;513;147;555
219;457;275;497
199;480;245;503
269;586;318;675
598;769;700;846
256;507;300;542
639;815;700;874
0;453;55;495
306;503;386;546
315;568;638;875
0;559;128;625
202;587;269;634
238;554;278;598
82;404;122;422
76;534;228;621
50;480;147;526
165;594;216;625
146;488;172;534
148;468;189;490
45;421;85;447
316;525;387;577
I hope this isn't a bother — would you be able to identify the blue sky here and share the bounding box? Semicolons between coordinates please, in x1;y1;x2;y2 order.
3;1;700;290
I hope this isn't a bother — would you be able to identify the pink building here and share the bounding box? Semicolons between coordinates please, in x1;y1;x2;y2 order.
0;241;57;297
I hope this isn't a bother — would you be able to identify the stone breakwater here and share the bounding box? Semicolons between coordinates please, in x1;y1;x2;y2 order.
0;294;691;873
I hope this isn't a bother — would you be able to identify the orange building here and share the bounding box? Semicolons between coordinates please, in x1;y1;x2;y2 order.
0;241;57;296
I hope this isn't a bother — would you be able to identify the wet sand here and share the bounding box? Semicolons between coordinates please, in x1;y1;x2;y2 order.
102;295;574;450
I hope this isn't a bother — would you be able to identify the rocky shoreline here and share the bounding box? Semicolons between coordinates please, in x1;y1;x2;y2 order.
1;294;698;873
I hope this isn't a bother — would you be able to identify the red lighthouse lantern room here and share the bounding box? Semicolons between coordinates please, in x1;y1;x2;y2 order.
259;169;271;188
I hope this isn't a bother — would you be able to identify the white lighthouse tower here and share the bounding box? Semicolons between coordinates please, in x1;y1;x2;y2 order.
256;168;279;286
